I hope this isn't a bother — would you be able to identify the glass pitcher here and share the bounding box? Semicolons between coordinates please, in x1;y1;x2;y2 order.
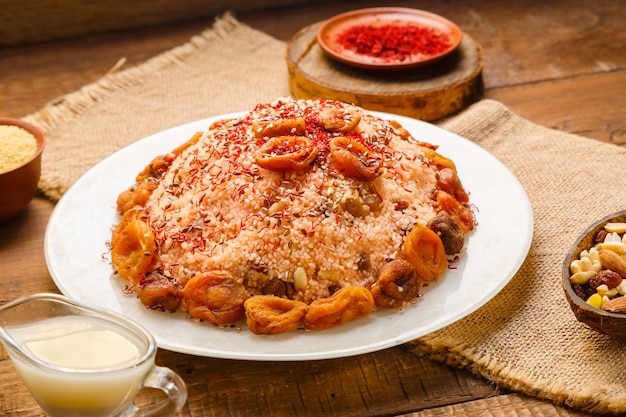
0;293;187;417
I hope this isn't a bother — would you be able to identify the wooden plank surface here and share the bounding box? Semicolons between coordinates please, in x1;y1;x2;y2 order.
485;71;626;144
0;0;327;46
1;0;624;416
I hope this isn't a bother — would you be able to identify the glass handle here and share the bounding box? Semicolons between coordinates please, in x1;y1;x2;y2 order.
128;366;188;417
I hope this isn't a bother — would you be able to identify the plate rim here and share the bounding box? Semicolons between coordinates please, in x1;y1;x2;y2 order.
316;7;463;70
44;109;533;361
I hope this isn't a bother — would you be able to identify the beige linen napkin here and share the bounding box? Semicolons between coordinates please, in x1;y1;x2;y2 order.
25;13;626;415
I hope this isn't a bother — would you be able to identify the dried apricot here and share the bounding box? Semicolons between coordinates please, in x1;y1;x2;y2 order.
420;145;456;171
110;219;156;284
136;131;202;182
254;135;318;171
137;272;182;312
319;106;361;132
111;206;148;248
244;295;308;335
252;117;306;138
371;259;421;308
116;179;157;214
436;190;475;233
436;167;469;203
329;137;383;181
403;223;447;282
388;120;412;140
182;270;248;325
304;286;375;331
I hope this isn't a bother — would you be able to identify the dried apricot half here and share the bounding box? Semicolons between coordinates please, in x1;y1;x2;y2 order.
403;223;447;282
254;135;318;171
182;270;248;325
329;137;383;181
110;219;156;284
244;295;308;335
371;259;421;308
304;286;375;331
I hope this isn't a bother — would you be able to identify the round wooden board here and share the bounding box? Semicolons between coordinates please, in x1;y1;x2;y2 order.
287;22;484;121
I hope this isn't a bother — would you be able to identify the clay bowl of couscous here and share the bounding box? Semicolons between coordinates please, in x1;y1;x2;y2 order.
562;210;626;339
0;118;45;221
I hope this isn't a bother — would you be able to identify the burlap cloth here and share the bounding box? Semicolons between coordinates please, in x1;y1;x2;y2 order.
25;14;626;415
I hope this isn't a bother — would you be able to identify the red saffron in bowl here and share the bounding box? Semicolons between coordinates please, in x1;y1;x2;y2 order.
335;22;452;62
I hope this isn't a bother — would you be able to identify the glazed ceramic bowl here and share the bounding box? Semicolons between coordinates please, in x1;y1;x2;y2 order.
0;118;45;221
562;210;626;339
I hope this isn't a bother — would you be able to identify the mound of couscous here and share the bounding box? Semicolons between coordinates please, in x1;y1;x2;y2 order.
110;98;476;334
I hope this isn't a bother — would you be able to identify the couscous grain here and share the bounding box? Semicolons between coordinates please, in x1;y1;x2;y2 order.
0;125;37;173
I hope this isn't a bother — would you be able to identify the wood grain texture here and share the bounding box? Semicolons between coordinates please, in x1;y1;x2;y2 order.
0;0;327;46
0;0;625;416
162;348;495;417
485;71;626;144
287;23;483;121
399;394;591;417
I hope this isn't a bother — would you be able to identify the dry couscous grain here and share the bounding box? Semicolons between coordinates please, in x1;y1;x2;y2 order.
0;125;37;173
110;98;476;334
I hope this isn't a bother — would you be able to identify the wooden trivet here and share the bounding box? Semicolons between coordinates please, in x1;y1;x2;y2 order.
286;22;484;121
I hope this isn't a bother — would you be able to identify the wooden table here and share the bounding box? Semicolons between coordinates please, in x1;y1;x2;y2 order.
1;1;624;415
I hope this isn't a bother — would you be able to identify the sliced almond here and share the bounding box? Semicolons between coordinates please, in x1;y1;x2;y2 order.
605;222;626;234
601;241;626;255
600;296;626;313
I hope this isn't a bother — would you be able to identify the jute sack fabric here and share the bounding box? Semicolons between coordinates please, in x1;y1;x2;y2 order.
414;103;626;415
27;14;291;201
25;14;626;415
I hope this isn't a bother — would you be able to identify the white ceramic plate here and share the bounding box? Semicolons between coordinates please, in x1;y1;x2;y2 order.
45;111;533;361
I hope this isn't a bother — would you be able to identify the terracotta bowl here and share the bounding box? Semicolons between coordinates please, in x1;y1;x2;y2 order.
0;118;45;221
562;210;626;339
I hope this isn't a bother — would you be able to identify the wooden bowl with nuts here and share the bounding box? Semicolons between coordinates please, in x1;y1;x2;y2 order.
562;210;626;339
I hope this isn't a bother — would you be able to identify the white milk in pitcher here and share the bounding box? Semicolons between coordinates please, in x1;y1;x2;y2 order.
6;315;152;417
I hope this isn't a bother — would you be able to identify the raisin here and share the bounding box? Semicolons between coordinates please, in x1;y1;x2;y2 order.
572;283;588;300
261;279;295;299
356;251;370;271
589;270;622;290
594;229;608;245
328;285;341;295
